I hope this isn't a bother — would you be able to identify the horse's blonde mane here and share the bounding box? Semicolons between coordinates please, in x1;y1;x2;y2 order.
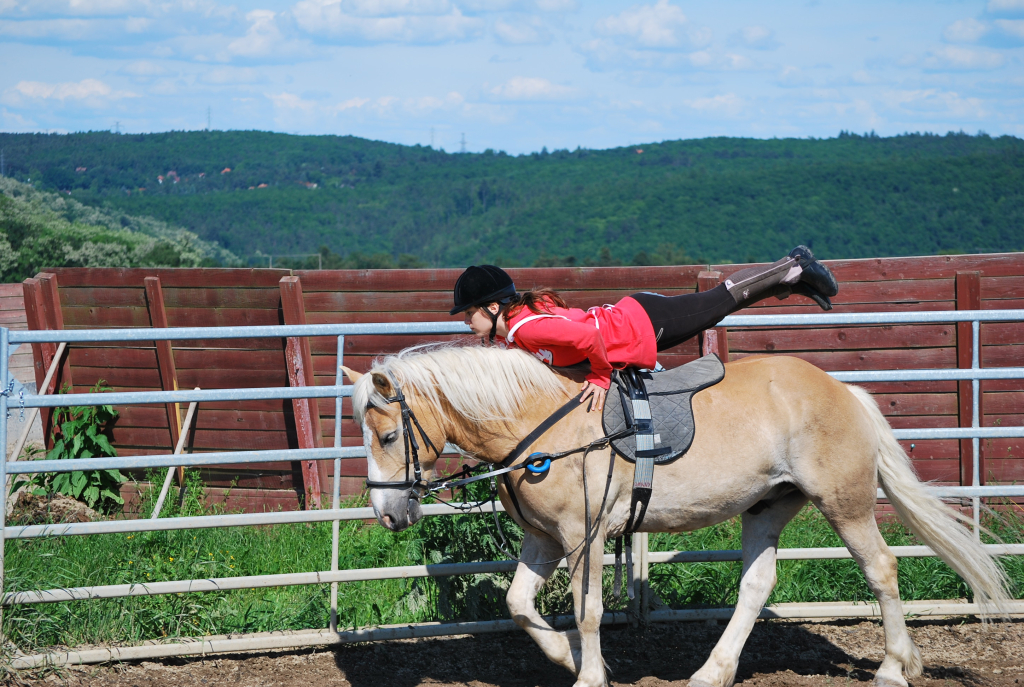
352;344;568;425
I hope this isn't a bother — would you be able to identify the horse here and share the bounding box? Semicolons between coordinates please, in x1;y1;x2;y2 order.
343;344;1010;687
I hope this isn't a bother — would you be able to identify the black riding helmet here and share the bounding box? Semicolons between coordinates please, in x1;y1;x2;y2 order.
451;265;516;341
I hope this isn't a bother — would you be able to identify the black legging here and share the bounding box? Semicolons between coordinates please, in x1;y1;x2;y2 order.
630;285;734;352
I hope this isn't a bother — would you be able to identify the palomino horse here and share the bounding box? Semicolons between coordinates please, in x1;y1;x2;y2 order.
345;345;1009;687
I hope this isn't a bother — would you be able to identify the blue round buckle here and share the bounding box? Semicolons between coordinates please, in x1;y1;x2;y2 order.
525;452;551;474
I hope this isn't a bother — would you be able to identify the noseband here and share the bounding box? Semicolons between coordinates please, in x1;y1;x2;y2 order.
363;372;442;494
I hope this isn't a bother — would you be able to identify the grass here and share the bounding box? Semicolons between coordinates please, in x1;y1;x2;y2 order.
3;472;1023;656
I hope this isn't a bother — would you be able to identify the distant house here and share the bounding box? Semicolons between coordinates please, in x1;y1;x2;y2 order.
257;183;268;188
221;167;231;174
75;166;87;172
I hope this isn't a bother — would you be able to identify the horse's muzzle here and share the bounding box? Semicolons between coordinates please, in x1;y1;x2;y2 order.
376;490;423;531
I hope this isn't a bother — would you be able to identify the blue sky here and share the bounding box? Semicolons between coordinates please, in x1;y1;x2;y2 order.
1;0;1022;153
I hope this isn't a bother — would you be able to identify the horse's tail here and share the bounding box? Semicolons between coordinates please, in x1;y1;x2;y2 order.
847;384;1012;616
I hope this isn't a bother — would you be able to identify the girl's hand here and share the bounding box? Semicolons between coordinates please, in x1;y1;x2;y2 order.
580;380;607;412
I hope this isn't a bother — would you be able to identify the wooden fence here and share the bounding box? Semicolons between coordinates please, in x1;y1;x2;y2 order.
16;252;1023;513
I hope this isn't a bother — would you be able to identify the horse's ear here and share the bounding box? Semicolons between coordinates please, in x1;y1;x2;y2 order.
371;372;394;397
341;366;363;383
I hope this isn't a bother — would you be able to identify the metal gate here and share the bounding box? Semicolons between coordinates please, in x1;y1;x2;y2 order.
2;309;1023;669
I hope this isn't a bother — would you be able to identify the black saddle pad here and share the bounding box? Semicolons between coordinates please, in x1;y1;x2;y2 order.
601;354;725;465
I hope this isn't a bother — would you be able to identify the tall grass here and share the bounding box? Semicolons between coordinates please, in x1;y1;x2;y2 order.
4;474;1022;655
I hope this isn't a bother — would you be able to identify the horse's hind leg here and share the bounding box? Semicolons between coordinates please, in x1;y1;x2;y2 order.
690;492;808;687
817;503;922;687
507;532;583;675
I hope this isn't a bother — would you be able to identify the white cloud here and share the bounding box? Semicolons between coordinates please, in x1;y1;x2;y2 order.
227;10;285;58
580;39;759;74
921;45;1006;70
942;18;989;43
593;0;709;50
987;0;1024;17
777;65;812;87
493;16;550;45
730;25;778;50
292;0;483;43
995;18;1024;39
2;78;137;107
882;89;987;119
200;66;267;84
686;93;746;117
120;60;166;76
489;76;575;100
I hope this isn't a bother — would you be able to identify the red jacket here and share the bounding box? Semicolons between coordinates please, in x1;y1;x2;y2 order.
501;296;657;389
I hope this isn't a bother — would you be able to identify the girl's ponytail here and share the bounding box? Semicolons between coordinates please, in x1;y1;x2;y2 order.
503;288;568;319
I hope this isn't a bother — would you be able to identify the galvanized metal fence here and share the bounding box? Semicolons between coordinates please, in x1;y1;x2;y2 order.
2;309;1024;669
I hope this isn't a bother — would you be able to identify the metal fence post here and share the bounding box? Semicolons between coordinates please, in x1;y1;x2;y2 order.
972;319;981;542
640;531;650;625
1;326;9;641
330;335;344;633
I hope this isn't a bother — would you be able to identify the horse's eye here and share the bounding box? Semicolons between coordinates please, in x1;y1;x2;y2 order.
381;431;398;446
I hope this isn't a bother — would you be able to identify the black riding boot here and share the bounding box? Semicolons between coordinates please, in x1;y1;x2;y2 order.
727;246;839;311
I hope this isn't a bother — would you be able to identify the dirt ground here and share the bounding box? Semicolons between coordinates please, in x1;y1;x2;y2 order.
13;618;1024;687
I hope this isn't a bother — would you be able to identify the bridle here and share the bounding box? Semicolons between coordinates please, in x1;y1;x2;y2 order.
363;372;442;494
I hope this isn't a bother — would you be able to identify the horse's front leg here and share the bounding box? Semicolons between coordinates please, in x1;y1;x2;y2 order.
507;531;583;675
565;530;608;687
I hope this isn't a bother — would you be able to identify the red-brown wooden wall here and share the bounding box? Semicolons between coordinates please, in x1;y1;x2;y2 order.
19;253;1023;514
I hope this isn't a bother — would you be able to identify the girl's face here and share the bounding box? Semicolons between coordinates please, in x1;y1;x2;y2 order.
464;303;503;338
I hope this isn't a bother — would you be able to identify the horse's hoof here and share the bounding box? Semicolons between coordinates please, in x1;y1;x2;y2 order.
873;677;908;687
688;681;718;687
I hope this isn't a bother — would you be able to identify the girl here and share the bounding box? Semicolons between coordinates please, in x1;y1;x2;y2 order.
450;247;838;412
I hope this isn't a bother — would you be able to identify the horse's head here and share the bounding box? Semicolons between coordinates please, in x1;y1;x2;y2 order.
344;365;441;531
345;345;572;532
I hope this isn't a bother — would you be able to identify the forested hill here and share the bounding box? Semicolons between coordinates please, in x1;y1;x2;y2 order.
0;130;1021;267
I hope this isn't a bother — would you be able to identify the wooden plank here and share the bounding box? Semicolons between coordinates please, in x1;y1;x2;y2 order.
980;344;1024;368
109;427;291;451
281;275;325;508
957;271;983;486
70;366;289;390
873;393;957;416
843;380;957;394
66;344;287;371
729;347;955;371
981;322;1024;345
59;287;147;308
38;273;74;397
144;276;181;455
913;461;961;482
161;287;283;310
728;324;956;353
697;271;729;362
302;288;695;314
0;283;24;298
115;406;289;432
61;305;285;329
984;392;1024;414
744;301;956;314
49;267;293;288
715;253;1024;283
296;265;706;292
981;276;1024;300
0;311;28;324
22;278;57;447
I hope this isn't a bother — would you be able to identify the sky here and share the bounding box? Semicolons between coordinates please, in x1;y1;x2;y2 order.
1;0;1022;154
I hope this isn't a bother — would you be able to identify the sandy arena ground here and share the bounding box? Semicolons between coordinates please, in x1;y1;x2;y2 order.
13;618;1024;686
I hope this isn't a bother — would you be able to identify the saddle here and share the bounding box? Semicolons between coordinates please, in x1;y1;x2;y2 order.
602;353;726;466
600;354;725;599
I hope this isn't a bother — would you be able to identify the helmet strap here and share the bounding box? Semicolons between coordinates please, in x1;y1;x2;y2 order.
488;309;499;344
